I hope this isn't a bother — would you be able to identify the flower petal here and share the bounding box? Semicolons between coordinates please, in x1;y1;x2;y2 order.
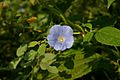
61;43;67;51
47;34;57;47
54;42;63;51
50;25;61;35
65;35;74;48
60;25;73;36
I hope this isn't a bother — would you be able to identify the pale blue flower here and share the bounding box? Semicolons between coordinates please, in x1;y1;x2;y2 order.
47;25;74;51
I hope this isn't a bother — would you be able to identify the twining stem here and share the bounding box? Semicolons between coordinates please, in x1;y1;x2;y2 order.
59;14;67;24
67;19;85;33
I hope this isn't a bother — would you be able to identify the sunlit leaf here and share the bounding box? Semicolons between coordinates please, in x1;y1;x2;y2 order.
44;53;56;60
37;44;46;58
83;32;93;42
58;50;101;79
70;53;101;79
70;54;100;79
37;73;43;80
107;0;115;8
45;74;63;80
47;66;58;74
95;27;120;46
40;60;49;70
28;41;39;48
58;64;67;72
29;0;36;5
16;44;27;57
40;53;56;70
17;17;23;23
24;50;37;61
32;65;40;74
84;23;92;30
40;59;56;70
9;57;22;69
117;65;120;73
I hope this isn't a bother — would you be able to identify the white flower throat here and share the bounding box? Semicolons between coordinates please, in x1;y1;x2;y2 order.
58;36;65;43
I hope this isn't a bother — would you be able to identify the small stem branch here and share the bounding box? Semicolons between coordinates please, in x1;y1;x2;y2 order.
73;32;80;35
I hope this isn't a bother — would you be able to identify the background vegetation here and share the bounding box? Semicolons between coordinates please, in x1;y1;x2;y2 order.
0;0;120;80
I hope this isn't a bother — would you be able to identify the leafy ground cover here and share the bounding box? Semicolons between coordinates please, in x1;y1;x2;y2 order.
0;0;120;80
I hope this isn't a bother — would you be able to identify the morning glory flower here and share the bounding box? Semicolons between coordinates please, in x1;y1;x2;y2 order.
47;25;74;51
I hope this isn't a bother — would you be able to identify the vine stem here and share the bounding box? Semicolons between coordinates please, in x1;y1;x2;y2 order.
59;14;67;24
73;32;80;35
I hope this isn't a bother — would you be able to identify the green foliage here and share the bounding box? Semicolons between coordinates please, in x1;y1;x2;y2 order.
1;0;120;80
95;27;120;46
107;0;115;8
83;32;94;42
40;53;56;70
24;50;37;61
84;23;92;31
60;50;101;80
9;57;22;69
16;44;28;57
28;41;39;48
47;66;58;74
37;43;46;57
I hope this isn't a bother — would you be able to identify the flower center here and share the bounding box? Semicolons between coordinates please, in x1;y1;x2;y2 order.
58;36;65;43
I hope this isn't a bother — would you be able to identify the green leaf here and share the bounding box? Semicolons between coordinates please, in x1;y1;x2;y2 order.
58;64;68;72
37;44;46;58
84;23;92;30
117;65;120;73
45;74;62;80
16;44;27;57
107;0;115;8
40;53;56;70
70;53;101;79
29;0;36;5
47;66;58;74
24;50;37;61
40;59;56;70
28;41;39;48
95;27;120;46
83;32;93;42
37;73;43;80
9;57;22;69
40;61;49;70
32;65;40;74
59;50;101;79
20;61;32;68
37;14;49;28
44;53;56;60
17;17;23;23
